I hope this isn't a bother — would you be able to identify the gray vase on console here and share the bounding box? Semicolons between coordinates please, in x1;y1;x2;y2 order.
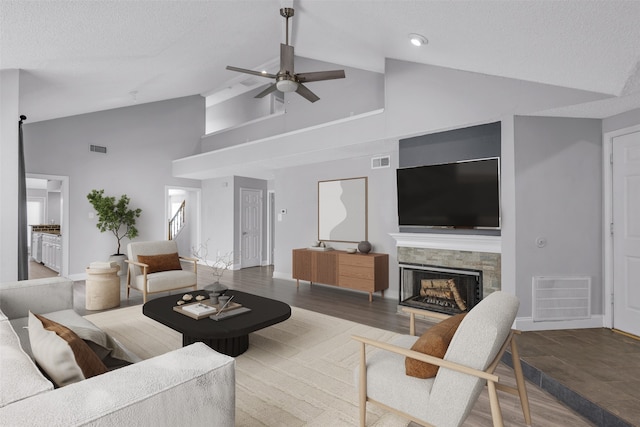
358;241;372;254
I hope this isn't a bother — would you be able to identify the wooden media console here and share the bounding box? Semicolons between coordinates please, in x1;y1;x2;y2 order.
292;248;389;302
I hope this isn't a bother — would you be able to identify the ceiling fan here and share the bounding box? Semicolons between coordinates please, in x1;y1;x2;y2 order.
226;7;345;103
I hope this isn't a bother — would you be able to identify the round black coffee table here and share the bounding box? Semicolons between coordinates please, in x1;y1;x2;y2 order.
142;290;291;356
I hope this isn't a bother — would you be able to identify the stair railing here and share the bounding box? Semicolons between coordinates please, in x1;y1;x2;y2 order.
168;200;186;240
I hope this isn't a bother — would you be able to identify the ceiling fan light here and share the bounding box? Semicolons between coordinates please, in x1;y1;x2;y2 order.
276;79;299;93
409;33;427;47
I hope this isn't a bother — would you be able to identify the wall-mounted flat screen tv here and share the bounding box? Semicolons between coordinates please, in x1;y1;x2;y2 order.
396;158;500;229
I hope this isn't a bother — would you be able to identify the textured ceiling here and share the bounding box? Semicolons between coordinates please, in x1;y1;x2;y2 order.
2;0;640;123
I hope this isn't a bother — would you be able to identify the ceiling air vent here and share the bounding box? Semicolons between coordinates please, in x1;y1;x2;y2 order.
371;155;390;169
90;145;107;154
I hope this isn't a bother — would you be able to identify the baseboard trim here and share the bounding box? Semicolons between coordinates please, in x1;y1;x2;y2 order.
515;315;604;331
67;273;86;281
272;271;294;281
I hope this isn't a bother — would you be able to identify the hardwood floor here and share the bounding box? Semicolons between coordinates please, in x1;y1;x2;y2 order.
76;264;428;331
28;260;59;279
71;265;638;426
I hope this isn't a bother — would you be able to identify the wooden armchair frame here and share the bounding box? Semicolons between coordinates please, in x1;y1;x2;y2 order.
125;256;197;303
352;306;531;427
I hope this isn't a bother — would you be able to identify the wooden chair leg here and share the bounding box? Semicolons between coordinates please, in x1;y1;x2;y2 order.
511;337;532;425
487;380;504;427
359;342;367;427
409;312;416;336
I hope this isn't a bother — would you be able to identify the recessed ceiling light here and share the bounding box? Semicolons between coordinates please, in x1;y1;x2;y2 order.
409;33;428;47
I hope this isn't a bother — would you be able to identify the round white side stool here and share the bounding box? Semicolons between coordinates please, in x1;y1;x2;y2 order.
85;266;121;310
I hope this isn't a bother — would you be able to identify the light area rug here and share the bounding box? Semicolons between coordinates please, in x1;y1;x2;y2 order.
85;306;593;427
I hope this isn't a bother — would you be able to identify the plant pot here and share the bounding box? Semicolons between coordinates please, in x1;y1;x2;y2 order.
203;282;228;294
109;254;127;276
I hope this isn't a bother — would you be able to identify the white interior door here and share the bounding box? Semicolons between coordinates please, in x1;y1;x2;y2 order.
240;188;262;268
613;130;640;337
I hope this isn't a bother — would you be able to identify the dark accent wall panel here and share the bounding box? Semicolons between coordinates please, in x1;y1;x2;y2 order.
399;122;501;168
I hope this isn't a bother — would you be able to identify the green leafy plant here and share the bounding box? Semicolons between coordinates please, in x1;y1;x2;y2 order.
87;189;142;255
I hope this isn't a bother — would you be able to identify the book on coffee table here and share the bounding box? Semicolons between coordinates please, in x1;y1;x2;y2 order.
174;300;243;320
182;303;217;317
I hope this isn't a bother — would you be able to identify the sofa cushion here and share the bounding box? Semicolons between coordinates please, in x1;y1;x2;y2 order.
357;334;436;421
133;270;197;293
28;312;107;387
12;309;140;366
137;252;182;274
0;277;73;320
0;320;53;408
405;313;466;379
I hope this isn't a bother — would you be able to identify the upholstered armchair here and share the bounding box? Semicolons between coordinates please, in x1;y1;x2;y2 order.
353;291;531;427
125;240;197;303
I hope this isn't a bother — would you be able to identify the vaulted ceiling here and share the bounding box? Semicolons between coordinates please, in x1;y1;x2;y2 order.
2;0;640;123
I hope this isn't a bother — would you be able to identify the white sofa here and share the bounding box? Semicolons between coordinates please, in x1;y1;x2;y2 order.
0;277;235;426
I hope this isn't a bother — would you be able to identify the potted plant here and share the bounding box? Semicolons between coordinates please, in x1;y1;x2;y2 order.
87;189;142;274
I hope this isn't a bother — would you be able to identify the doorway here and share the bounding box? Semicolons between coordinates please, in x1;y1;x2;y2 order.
267;190;275;265
239;188;262;268
25;173;69;278
165;186;201;257
604;125;640;338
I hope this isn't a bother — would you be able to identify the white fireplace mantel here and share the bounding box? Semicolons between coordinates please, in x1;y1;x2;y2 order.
389;232;501;254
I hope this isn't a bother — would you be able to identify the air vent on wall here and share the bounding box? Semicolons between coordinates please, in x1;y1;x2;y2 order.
90;145;107;154
532;276;591;322
371;155;390;169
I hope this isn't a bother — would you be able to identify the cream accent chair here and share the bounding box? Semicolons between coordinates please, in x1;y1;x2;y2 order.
353;291;531;427
126;240;197;303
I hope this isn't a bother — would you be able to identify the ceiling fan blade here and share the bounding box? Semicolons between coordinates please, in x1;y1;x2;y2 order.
280;44;294;74
295;83;320;103
296;70;345;83
255;83;278;98
226;66;277;79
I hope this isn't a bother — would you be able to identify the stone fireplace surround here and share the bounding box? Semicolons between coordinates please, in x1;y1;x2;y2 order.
390;233;502;299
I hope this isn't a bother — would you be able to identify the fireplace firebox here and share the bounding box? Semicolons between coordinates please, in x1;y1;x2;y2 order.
399;263;482;315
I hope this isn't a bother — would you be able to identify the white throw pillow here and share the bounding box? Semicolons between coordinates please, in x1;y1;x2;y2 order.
27;311;107;387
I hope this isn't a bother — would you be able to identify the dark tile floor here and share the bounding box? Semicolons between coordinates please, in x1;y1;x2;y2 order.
514;328;640;427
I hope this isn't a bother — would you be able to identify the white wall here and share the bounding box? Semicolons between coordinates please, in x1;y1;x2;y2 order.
206;85;274;134
23;96;204;277
273;143;398;294
513;116;603;320
385;59;610;139
47;191;61;224
0;69;20;281
201;177;235;263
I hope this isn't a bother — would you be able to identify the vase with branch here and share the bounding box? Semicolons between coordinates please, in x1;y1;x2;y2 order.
192;241;233;293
